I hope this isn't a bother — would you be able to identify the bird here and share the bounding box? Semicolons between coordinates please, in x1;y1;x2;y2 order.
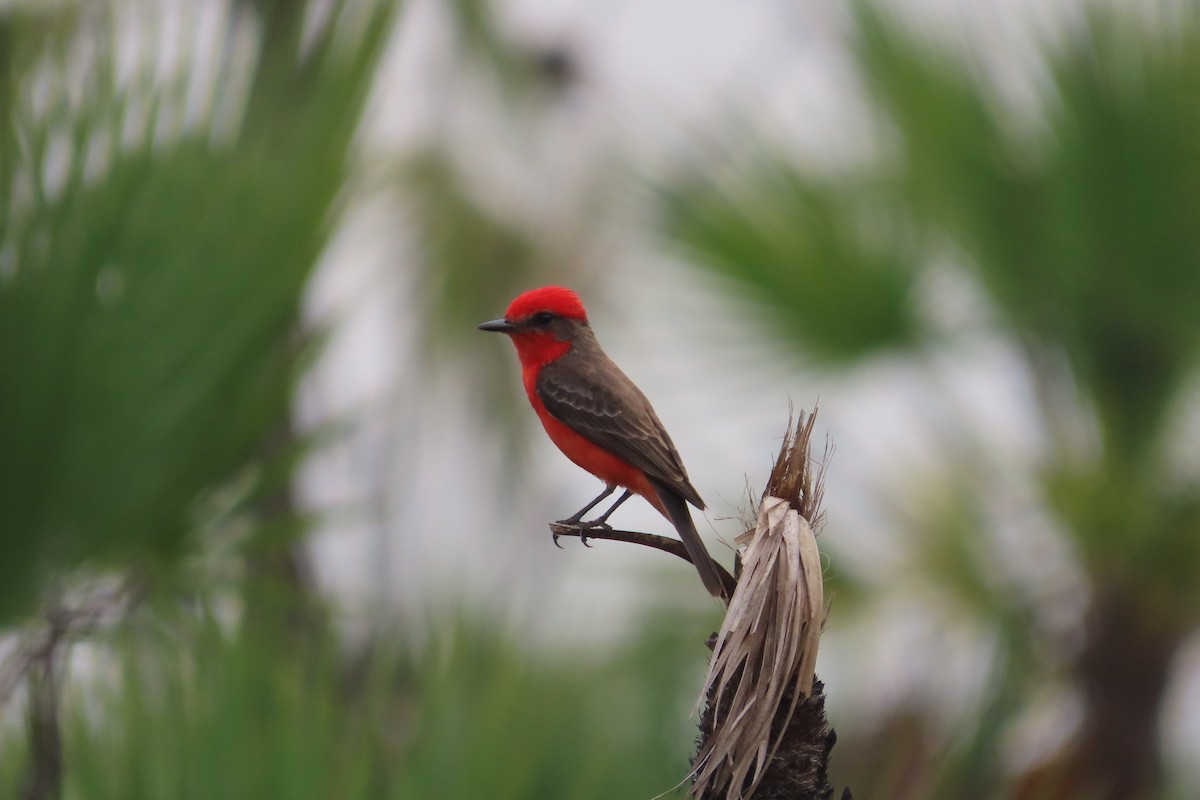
478;285;727;600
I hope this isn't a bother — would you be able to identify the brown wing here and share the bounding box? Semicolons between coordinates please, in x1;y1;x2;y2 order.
536;342;705;510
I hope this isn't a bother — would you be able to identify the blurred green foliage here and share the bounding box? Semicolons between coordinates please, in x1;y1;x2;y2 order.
668;2;1200;797
856;0;1200;601
0;3;710;800
0;2;391;621
666;171;923;362
855;5;1200;468
0;599;710;800
670;1;1200;606
5;0;1200;798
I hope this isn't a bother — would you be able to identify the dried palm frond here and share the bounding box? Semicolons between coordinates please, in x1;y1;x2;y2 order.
692;410;833;800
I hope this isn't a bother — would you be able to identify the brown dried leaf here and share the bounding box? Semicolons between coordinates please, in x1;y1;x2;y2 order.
692;411;827;800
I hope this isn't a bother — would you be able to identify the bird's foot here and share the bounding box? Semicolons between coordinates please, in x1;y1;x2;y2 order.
551;518;612;548
576;519;613;547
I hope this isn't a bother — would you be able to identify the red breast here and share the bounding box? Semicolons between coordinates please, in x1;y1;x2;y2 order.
521;364;665;515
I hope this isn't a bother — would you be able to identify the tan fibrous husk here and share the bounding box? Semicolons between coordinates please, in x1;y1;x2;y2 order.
692;409;829;800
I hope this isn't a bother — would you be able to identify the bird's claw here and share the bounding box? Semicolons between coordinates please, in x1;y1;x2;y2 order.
577;519;613;547
550;518;612;549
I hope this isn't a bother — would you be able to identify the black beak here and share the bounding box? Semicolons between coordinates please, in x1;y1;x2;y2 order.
478;318;517;333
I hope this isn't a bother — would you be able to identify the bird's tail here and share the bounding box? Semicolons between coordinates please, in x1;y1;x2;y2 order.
649;478;729;601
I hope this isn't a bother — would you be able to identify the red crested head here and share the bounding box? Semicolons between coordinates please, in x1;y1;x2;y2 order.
478;286;591;370
504;286;588;324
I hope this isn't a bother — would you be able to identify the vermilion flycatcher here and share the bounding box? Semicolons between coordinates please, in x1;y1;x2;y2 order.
479;286;727;600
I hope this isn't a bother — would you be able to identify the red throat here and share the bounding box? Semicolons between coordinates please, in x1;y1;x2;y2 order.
510;331;571;375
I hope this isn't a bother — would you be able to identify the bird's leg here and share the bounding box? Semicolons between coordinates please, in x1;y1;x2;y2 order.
587;489;633;529
554;485;616;548
559;485;616;525
574;489;634;547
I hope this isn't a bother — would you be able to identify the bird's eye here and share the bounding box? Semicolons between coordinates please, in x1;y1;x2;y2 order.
532;311;554;326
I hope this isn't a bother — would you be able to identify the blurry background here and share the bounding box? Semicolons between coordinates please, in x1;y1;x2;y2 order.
2;0;1199;798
